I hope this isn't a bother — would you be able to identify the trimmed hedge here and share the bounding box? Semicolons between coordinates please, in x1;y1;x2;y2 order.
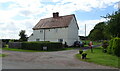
107;37;120;57
21;41;63;51
107;39;113;54
9;42;21;49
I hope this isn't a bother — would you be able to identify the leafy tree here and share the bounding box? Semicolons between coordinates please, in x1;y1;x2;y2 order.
89;29;104;40
104;9;120;37
88;22;110;40
19;30;27;42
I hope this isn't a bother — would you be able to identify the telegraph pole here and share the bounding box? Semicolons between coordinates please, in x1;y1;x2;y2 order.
85;24;86;44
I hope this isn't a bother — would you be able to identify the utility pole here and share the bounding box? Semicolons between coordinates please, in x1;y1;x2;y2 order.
85;24;86;44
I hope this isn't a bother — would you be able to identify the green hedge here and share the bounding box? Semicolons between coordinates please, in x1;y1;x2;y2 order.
21;41;63;51
107;39;114;54
107;37;120;57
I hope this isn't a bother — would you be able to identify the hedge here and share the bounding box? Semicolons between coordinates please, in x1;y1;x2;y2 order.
107;37;120;57
21;41;63;51
9;42;21;49
107;39;114;54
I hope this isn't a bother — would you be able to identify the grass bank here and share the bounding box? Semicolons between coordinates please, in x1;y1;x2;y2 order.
0;54;7;57
76;47;120;68
81;40;102;45
2;47;74;52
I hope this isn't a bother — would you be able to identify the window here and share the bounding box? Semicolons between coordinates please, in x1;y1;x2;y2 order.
36;39;40;41
40;30;43;33
58;39;63;43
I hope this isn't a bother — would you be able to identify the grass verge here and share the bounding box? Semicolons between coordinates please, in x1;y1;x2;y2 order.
81;40;102;45
76;47;120;68
2;47;74;52
0;54;7;57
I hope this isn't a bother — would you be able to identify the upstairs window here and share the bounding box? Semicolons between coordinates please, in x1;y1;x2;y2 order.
40;30;43;33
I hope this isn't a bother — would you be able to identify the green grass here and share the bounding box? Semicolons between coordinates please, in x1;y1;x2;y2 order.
0;54;7;57
2;47;75;52
2;48;42;52
81;40;102;45
76;47;120;68
84;45;89;47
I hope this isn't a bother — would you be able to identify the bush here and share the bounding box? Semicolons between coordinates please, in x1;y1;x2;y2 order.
8;42;21;49
79;49;83;54
107;37;120;57
102;40;108;49
107;39;114;54
112;37;120;57
21;41;63;51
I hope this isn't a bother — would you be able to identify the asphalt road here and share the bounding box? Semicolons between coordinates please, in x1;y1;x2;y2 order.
2;47;118;69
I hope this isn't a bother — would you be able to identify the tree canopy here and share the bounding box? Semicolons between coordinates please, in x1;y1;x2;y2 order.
19;30;27;42
88;9;120;40
88;22;108;40
105;9;120;37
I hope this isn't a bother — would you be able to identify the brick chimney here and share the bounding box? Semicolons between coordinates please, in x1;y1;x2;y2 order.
53;12;59;18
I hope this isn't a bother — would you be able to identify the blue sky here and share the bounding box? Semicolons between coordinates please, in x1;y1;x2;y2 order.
0;0;119;39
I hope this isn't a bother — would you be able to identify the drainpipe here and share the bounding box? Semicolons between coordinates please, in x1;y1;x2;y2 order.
44;29;45;41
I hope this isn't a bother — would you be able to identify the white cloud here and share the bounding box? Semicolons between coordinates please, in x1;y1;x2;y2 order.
0;0;119;39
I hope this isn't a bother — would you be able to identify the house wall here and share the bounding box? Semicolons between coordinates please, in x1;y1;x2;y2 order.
28;28;68;44
45;28;68;44
28;17;79;46
67;17;79;46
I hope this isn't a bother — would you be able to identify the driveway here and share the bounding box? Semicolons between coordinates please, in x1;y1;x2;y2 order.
2;49;117;69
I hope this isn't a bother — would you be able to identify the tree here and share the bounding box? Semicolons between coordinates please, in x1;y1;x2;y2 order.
104;9;120;37
19;30;27;42
89;29;104;40
88;22;110;40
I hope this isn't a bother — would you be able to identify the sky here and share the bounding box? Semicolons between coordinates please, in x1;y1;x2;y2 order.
0;0;120;39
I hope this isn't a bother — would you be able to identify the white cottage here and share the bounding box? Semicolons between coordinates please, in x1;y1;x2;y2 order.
28;12;79;46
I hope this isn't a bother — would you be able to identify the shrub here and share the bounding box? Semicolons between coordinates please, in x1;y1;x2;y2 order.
79;49;83;54
107;37;120;57
102;40;108;49
21;41;63;51
107;39;114;54
112;37;120;57
8;42;21;49
81;52;87;59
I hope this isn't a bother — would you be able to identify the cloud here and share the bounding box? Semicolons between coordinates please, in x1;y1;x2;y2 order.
0;0;119;39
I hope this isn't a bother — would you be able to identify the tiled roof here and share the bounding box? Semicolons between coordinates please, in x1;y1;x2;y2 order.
33;14;77;30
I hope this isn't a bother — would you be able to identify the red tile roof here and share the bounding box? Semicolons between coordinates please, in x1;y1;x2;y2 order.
33;14;78;30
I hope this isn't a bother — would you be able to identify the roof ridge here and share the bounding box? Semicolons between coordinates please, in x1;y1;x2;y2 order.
41;14;75;20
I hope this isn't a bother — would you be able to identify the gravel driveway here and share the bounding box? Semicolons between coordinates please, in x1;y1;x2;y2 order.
2;49;117;69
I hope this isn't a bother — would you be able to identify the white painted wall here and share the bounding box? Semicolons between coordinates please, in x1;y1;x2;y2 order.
67;17;79;46
28;16;79;46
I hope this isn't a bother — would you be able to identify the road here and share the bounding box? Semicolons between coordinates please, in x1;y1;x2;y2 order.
2;46;117;69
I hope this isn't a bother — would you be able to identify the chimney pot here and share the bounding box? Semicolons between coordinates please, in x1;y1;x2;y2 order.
53;12;59;18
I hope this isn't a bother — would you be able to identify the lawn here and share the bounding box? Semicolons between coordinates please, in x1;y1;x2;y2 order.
0;54;6;57
2;47;74;52
81;40;102;45
76;47;120;68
